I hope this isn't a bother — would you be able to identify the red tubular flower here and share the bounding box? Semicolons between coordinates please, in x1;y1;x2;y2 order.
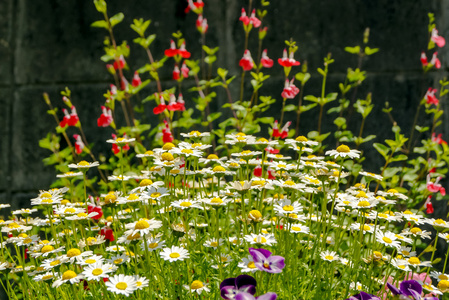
73;134;84;155
196;14;208;33
173;65;180;80
281;79;300;99
162;120;174;143
272;120;280;138
431;28;446;48
68;106;79;126
177;93;186;111
164;40;178;57
100;227;115;242
239;50;254;71
261;49;273;68
280;121;292;139
178;42;191;59
120;76;129;91
426;202;434;214
153;95;167;115
432;133;447;145
132;71;141;87
167;94;181;111
59;108;71;127
425;88;439;105
278;49;300;67
239;8;250;25
268;169;276;180
420;52;428;67
249;9;261;28
185;0;204;14
181;62;189;78
97;106;113;127
253;166;262;177
430;52;441;69
88;205;103;220
113;55;126;70
110;84;117;95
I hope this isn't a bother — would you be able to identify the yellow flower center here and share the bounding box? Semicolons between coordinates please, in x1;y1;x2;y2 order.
162;143;175;150
189;131;201;136
373;251;383;258
64;208;76;214
336;145;350;153
410;227;422;234
382;237;393;244
139;179;153;186
325;255;334;260
362;225;371;231
41;245;54;253
288;213;298;219
128;194;139;201
161;153;174;161
283;205;294;212
18;233;27;238
291;226;302;232
116;282;128;290
180;201;192;207
150;192;161;198
62;270;77;280
78;161;90;166
213;166;226;172
191;280;203;289
127;233;141;240
207;154;219;159
181;149;193;154
247;261;256;269
434;219;446;225
378;213;388;218
92;268;103;276
42;274;53;280
356;191;368;198
135;220;150;230
41;192;52;198
387;188;398;194
284;180;295;186
85;259;96;264
192;143;202;148
229;162;239;168
144;150;153;155
210;197;223;204
254;237;267;243
438;280;449;290
439;274;449;280
114;259;123;264
249;210;262;220
257;138;268;143
357;200;371;207
60;199;70;205
296;136;308;142
210;242;219;247
67;248;81;257
169;252;180;258
76;212;88;218
145;242;158;249
105;193;117;204
408;257;420;265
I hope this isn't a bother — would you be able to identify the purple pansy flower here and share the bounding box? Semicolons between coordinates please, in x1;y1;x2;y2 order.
248;248;285;273
235;291;277;300
387;280;439;300
220;275;257;299
345;291;380;300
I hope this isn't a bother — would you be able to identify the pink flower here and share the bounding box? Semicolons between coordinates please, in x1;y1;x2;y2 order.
239;8;250;26
278;49;300;67
431;28;446;48
60;106;79;127
97;106;113;127
426;174;446;196
239;50;254;71
281;79;300;99
181;62;189;78
132;72;141;87
425;88;439;105
261;49;273;68
196;14;208;33
430;52;441;69
249;9;261;28
73;134;84;155
420;52;428;67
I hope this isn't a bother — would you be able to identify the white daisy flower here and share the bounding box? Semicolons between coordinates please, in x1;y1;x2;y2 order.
289;224;310;234
52;270;84;287
376;231;401;249
82;262;116;281
181;131;210;138
325;144;360;159
56;171;83;178
125;218;163;236
203;238;224;249
244;233;276;246
107;254;131;266
76;254;105;266
160;246;190;262
238;255;259;273
183;280;211;294
320;250;340;262
140;237;165;252
390;258;411;272
134;275;149;290
33;271;55;282
41;257;69;270
274;199;302;215
105;274;138;297
68;160;100;169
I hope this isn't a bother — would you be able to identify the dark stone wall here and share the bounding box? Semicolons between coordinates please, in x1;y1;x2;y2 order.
0;1;448;296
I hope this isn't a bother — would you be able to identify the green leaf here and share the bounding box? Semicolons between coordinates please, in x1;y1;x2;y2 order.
284;104;297;112
344;46;360;54
432;258;442;264
257;117;274;124
390;154;408;162
304;95;318;103
300;103;317;112
317;68;326;76
373;143;389;159
93;0;107;13
364;47;379;56
295;72;311;84
110;13;124;28
91;20;108;29
207;112;222;123
333;117;346;128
